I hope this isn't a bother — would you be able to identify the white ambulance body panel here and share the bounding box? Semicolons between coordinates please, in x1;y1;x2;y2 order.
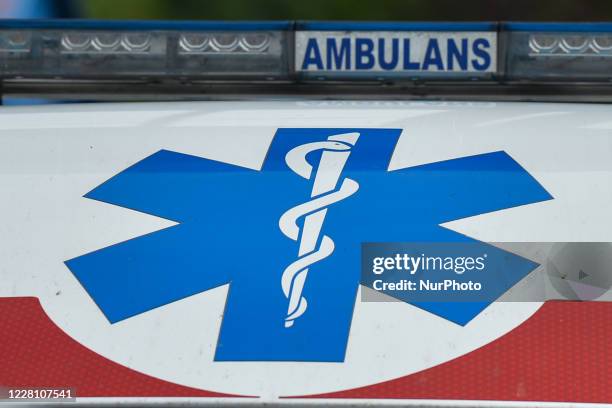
0;100;611;405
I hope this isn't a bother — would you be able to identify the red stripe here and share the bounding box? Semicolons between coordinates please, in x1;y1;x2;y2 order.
288;301;612;403
0;297;248;398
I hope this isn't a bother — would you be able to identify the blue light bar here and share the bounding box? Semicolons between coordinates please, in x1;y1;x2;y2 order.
502;22;612;33
0;20;611;84
295;21;497;32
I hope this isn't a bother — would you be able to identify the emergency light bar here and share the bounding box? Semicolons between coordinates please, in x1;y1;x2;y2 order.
2;20;612;94
502;23;612;81
0;20;292;80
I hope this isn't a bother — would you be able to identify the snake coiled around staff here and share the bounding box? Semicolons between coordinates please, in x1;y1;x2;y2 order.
279;139;359;327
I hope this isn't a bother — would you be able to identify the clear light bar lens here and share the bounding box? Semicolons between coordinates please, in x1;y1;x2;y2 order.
504;26;612;81
529;34;612;56
60;32;156;53
177;32;271;54
0;25;289;80
0;31;31;52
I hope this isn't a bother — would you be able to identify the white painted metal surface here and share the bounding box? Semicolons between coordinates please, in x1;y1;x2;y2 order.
0;100;611;404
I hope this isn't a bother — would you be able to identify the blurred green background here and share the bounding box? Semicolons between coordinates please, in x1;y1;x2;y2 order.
83;0;612;21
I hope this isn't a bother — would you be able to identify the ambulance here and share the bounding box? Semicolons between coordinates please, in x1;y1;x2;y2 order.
0;20;611;406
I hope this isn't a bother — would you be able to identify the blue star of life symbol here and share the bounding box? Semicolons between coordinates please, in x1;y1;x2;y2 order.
66;128;552;362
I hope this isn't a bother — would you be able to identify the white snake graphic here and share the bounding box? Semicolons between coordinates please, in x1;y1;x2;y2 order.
279;132;360;328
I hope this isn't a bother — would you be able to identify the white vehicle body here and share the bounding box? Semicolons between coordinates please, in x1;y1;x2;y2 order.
1;100;611;405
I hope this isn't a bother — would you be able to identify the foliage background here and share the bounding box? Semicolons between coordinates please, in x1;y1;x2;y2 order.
83;0;612;21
